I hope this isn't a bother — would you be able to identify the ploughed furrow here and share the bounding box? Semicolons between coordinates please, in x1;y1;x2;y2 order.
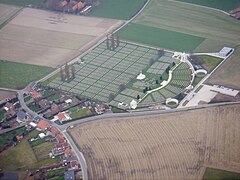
71;104;240;180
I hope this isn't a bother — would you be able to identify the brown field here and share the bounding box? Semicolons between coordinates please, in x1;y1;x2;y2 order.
70;104;240;180
207;46;240;89
0;4;20;24
0;8;123;68
0;90;16;100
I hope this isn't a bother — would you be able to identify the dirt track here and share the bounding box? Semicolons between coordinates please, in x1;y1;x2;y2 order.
0;8;123;68
70;104;240;180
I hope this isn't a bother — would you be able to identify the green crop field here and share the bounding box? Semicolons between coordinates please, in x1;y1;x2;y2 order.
89;0;146;20
0;60;53;89
0;0;41;6
120;0;240;52
118;23;204;52
175;0;240;11
203;168;240;180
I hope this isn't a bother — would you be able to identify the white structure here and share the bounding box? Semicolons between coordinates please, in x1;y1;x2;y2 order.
118;102;129;109
172;52;189;62
130;99;138;109
212;85;239;97
39;133;46;139
218;47;234;58
65;99;72;104
29;122;37;128
137;71;146;80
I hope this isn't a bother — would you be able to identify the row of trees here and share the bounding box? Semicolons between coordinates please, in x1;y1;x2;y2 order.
106;33;120;51
60;63;75;82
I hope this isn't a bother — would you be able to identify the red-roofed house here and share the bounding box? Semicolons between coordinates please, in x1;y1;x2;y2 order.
65;147;72;157
57;112;71;123
50;127;60;137
229;7;240;14
37;120;50;131
56;134;66;143
31;91;42;100
16;135;24;141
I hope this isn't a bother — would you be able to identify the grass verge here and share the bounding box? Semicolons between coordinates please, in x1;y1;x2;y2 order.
203;168;240;180
0;60;53;89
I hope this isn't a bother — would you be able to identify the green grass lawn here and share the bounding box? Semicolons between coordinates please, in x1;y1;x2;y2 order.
0;108;6;121
0;127;25;148
0;139;37;171
89;0;146;20
0;60;53;89
27;130;39;139
31;138;45;147
198;55;223;72
203;168;240;180
47;94;61;102
32;141;53;160
70;107;93;119
0;0;42;7
118;23;204;51
45;167;65;179
175;0;240;11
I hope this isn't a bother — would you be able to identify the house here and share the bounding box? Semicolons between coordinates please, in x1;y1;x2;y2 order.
31;90;42;100
65;147;72;158
5;109;17;119
39;99;50;109
55;142;69;151
4;102;14;111
56;134;66;143
69;160;79;170
95;104;105;114
16;111;28;123
57;112;71;123
29;122;37;128
64;170;75;180
50;127;60;137
51;148;65;157
37;119;50;131
39;133;46;139
51;103;60;115
65;99;72;104
16;135;24;141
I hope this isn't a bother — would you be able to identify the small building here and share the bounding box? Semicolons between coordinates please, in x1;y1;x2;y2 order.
64;170;75;180
50;127;60;137
65;99;73;104
65;147;72;158
51;148;65;157
31;90;42;100
16;135;24;141
29;122;37;128
56;111;72;123
56;134;66;143
69;160;79;170
37;119;50;131
39;133;46;139
4;102;14;111
218;47;234;57
95;104;105;115
51;103;60;115
16;111;28;123
39;99;50;109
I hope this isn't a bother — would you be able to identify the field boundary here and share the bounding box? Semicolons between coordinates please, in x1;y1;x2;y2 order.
168;0;230;15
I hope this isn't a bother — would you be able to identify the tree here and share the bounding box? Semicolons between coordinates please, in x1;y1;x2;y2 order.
71;64;75;79
137;95;140;100
172;62;175;67
119;84;126;91
160;76;163;81
149;87;152;91
60;67;64;81
65;63;70;80
12;136;17;142
156;80;159;84
108;93;115;102
158;49;164;57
